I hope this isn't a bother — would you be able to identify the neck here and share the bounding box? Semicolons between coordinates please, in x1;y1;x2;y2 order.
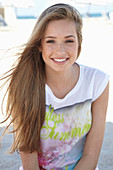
45;63;79;99
46;64;76;87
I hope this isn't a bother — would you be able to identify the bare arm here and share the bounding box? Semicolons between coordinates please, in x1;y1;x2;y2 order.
20;151;40;170
74;82;109;170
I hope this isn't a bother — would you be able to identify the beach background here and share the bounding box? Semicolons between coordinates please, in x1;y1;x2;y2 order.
0;1;113;169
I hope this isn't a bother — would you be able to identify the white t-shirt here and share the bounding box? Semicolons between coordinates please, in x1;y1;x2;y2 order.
38;64;109;170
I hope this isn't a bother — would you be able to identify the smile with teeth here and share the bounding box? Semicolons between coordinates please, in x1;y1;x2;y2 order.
52;58;68;62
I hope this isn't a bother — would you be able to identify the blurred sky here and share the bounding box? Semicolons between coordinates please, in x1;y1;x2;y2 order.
0;0;112;17
15;0;51;17
15;0;113;18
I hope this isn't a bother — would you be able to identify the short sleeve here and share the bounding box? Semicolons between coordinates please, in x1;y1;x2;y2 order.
92;70;109;102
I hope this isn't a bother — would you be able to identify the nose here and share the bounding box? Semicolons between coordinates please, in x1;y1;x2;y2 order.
55;42;66;54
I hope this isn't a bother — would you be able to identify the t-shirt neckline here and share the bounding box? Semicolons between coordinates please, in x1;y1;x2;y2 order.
46;63;83;103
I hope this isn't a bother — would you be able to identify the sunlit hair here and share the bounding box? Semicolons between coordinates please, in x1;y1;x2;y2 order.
0;3;83;153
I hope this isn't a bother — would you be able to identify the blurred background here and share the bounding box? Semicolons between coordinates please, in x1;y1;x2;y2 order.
0;0;113;122
0;1;113;170
0;0;113;19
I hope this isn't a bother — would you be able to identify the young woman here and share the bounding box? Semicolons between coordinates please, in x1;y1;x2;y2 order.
0;3;109;170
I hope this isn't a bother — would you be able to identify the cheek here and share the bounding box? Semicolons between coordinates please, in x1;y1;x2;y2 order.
73;43;79;55
42;45;53;54
67;44;78;55
41;47;52;61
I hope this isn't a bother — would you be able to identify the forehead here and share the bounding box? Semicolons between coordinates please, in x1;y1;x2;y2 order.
44;19;77;36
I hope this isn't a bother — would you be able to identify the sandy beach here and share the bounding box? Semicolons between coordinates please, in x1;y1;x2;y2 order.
0;17;113;169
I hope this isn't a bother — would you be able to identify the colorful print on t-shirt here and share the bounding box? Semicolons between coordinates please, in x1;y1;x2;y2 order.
39;99;92;169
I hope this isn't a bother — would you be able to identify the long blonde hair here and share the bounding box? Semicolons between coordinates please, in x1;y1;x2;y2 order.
0;3;83;153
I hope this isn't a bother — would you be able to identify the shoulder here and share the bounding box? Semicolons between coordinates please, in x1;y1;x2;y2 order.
78;63;109;102
79;64;109;82
80;64;108;78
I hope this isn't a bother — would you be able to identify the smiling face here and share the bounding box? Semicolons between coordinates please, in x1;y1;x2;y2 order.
40;19;79;73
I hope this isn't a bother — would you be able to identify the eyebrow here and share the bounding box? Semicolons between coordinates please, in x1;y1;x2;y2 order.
65;35;76;38
44;35;76;39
